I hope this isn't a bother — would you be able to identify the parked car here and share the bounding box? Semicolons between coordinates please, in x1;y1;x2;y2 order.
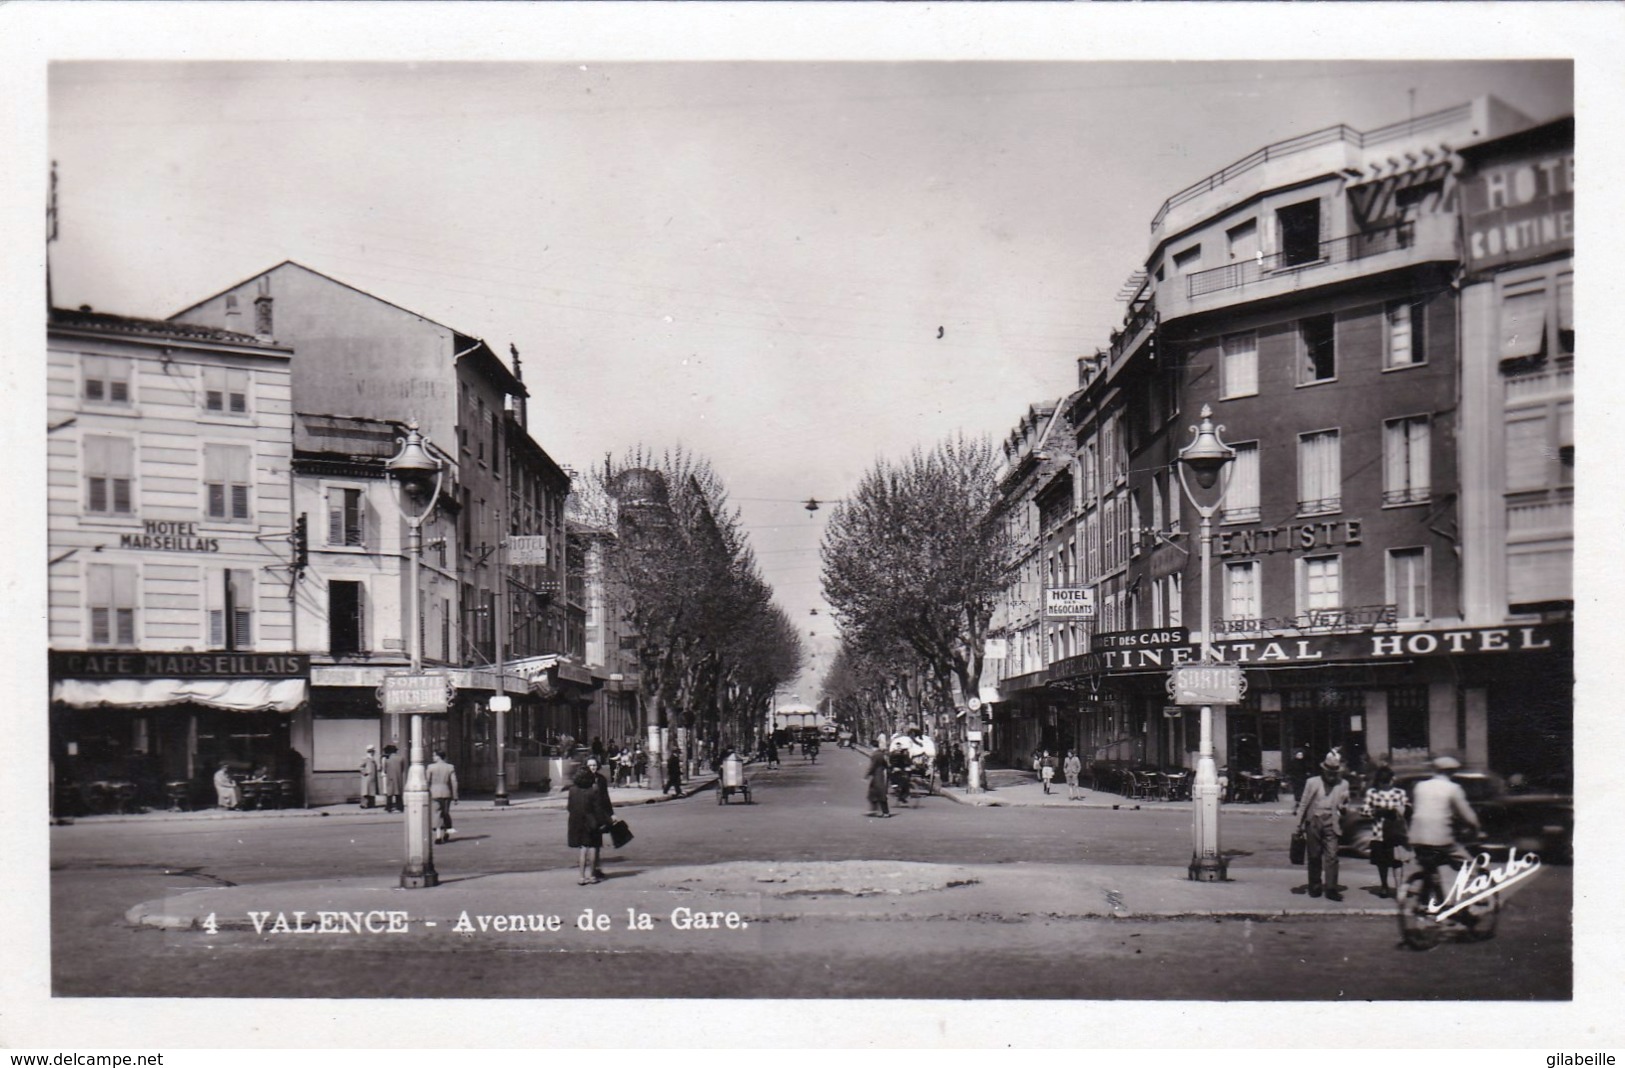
1339;767;1571;863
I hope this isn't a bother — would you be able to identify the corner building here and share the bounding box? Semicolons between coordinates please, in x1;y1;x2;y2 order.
1026;96;1571;787
46;308;303;811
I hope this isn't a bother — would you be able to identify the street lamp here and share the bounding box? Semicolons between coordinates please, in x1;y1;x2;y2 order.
1176;405;1237;882
386;420;444;890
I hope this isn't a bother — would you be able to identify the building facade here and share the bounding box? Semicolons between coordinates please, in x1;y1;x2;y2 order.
47;307;302;811
173;262;591;799
989;96;1572;789
1454;116;1574;786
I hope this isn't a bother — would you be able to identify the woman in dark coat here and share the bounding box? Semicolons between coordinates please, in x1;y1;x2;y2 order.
567;766;613;884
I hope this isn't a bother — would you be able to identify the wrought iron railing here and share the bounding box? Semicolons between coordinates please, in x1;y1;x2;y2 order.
1186;221;1416;299
1150;103;1471;233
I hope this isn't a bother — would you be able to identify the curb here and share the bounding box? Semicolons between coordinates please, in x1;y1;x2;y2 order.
56;777;721;825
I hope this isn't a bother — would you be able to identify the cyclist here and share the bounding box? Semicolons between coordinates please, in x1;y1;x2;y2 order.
1407;755;1482;908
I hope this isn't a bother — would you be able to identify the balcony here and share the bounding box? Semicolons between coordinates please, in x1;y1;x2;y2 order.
1160;213;1457;322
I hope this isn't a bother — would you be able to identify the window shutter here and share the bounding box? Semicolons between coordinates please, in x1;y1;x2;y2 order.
356;583;367;648
232;484;250;519
328;490;344;545
207;567;225;646
1408;419;1430;497
1500;293;1547;361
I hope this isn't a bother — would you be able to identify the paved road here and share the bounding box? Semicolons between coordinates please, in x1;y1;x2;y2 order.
50;747;1571;999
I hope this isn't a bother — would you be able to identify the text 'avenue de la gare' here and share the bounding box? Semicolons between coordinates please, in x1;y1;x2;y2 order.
1089;624;1561;671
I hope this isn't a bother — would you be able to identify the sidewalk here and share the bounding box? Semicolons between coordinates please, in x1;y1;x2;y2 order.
852;745;1295;817
125;855;1393;933
54;774;720;825
936;777;1296;817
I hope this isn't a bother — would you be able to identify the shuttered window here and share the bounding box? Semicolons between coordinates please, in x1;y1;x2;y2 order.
1383;416;1431;505
204;444;252;520
83;435;134;515
87;563;137;646
1297;430;1341;515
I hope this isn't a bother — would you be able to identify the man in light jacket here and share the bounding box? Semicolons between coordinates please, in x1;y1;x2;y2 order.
427;750;459;843
358;745;380;809
1294;752;1351;901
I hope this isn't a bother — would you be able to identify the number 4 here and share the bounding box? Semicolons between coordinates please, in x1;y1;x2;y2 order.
201;913;218;934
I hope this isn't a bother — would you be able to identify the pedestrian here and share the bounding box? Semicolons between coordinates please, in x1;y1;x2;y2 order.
1362;764;1409;899
1064;750;1084;800
358;745;380;809
566;765;613;885
426;749;458;843
591;736;604;764
1032;750;1043;779
381;744;405;813
213;762;241;809
935;746;951;789
866;735;892;817
634;746;648;789
1040;750;1056;794
766;736;780;769
950;744;966;787
664;750;683;796
580;756;615;880
616;746;633;787
1294;752;1351;901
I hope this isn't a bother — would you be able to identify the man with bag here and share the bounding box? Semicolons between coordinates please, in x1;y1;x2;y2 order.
1294;752;1351;901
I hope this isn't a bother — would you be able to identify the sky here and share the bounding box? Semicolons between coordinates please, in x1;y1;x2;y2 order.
36;45;1578;702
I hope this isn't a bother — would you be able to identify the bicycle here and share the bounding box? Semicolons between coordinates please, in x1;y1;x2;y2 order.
1395;840;1501;950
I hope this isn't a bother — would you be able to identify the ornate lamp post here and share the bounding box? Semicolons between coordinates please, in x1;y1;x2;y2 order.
1176;405;1237;882
386;421;444;889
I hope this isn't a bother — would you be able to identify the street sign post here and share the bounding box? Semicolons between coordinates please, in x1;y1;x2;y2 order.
1167;663;1245;706
380;672;453;716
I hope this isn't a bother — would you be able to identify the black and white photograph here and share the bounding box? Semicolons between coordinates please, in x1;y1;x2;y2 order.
5;0;1622;1053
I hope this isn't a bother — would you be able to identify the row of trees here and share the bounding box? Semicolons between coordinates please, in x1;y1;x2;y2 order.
571;446;803;760
819;434;1017;744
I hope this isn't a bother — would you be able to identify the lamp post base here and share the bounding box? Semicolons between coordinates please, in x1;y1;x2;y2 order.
1188;853;1229;882
400;868;440;889
492;796;510;808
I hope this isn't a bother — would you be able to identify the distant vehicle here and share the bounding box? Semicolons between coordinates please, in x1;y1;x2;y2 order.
1340;767;1571;863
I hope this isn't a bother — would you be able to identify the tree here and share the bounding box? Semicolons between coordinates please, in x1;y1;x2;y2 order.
820;433;1016;714
572;446;803;761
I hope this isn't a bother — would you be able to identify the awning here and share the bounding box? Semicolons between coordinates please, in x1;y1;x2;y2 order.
51;677;307;712
507;654;599;693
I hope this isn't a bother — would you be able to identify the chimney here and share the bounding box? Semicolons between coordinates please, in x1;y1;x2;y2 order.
254;294;273;339
225;293;240;325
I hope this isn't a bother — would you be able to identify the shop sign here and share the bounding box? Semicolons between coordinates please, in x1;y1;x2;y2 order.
1045;587;1095;620
1093;627;1190;652
1462;151;1574;271
1083;624;1565;673
51;650;308;679
505;535;549;564
117;519;221;553
1217;520;1361;558
1168;663;1245;706
379;671;453;715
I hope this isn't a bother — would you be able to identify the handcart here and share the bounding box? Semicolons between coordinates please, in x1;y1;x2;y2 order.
717;753;753;805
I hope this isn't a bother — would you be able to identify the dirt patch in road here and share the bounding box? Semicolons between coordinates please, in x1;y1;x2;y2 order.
656;860;979;898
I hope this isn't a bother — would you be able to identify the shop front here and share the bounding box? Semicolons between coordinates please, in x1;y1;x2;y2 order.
1081;622;1571;794
49;651;309;812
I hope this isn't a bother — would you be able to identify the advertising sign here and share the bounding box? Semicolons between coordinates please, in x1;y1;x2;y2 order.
1093;627;1190;652
1045;587;1095;620
380;671;453;715
505;535;549;565
1167;663;1245;706
1461;149;1574;271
